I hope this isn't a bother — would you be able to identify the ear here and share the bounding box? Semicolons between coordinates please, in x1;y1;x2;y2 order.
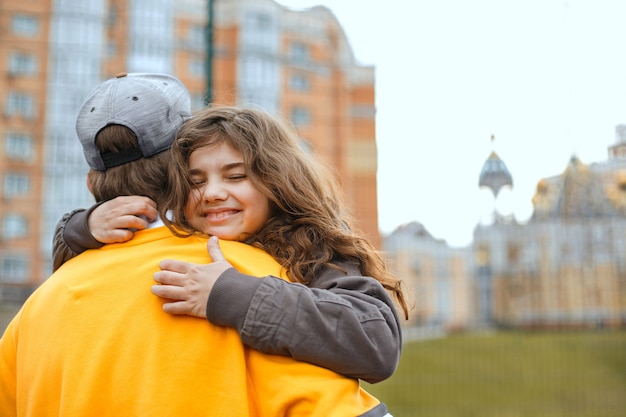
85;173;93;194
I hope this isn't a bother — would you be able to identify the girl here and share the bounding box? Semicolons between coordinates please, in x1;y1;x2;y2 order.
155;105;409;383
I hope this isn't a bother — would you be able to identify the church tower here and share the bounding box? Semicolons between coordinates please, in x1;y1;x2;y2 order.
478;135;514;223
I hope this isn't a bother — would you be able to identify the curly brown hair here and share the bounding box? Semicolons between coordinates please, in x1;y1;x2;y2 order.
161;105;409;318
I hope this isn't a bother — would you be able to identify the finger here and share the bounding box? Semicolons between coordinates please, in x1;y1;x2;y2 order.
114;195;157;210
105;196;157;221
90;221;136;244
153;270;186;286
127;201;158;223
143;206;158;223
106;229;135;243
161;301;193;315
158;259;192;274
207;236;227;263
151;284;187;300
118;214;151;231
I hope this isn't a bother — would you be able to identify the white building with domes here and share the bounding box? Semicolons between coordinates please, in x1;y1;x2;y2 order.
386;127;626;332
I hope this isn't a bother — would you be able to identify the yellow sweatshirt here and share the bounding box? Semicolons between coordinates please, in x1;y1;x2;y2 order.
0;227;383;417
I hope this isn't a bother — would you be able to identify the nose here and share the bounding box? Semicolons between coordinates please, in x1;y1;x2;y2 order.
200;179;228;202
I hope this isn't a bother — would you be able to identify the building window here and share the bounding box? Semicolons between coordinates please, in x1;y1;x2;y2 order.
128;5;172;73
188;25;205;45
11;14;39;37
189;58;205;78
0;254;29;283
242;12;275;51
8;52;37;76
247;11;272;30
289;74;310;91
2;214;28;239
239;55;279;113
3;172;30;197
5;133;34;162
4;92;35;119
289;42;310;64
290;106;311;127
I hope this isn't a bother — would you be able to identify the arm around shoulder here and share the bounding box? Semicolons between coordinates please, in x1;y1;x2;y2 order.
52;204;105;271
206;263;402;383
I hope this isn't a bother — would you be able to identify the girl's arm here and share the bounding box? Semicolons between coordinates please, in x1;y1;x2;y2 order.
52;207;103;271
52;197;157;271
153;239;402;384
208;263;402;384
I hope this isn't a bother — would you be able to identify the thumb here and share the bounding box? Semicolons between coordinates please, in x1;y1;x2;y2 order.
207;235;227;263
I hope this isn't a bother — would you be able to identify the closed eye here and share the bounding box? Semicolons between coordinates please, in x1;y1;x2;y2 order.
227;173;246;181
189;177;206;188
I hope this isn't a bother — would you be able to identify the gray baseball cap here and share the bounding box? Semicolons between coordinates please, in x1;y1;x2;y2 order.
76;72;192;171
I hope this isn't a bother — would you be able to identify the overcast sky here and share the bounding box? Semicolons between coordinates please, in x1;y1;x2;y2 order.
277;0;626;246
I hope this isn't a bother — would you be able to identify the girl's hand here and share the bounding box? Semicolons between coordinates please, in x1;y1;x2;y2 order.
89;196;157;243
152;236;232;318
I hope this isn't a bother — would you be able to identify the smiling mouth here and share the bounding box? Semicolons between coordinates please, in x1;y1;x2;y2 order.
202;209;239;220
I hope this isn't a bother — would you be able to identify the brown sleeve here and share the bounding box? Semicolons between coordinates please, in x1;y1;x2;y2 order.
52;203;105;271
207;262;402;384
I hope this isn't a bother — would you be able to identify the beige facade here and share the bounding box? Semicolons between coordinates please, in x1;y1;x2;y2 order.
386;128;626;332
0;0;379;297
385;222;474;330
476;132;626;328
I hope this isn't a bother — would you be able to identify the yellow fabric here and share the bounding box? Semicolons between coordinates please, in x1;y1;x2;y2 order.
0;227;379;417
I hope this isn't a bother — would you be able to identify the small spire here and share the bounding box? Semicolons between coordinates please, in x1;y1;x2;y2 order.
479;133;513;196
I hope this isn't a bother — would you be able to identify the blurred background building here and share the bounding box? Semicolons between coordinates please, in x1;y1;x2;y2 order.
0;0;378;300
386;127;626;333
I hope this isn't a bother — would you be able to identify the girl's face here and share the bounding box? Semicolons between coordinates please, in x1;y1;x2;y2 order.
184;141;272;241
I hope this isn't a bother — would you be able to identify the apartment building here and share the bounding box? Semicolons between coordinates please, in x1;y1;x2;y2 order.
0;0;379;297
0;0;51;299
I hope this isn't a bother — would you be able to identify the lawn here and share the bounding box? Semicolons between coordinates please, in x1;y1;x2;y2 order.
363;330;626;417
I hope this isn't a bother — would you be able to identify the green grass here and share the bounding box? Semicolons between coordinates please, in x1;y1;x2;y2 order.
363;330;626;417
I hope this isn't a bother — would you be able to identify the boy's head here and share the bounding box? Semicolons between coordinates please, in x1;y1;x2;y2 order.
75;72;191;202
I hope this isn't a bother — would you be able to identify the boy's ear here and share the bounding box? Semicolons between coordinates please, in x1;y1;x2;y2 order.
85;173;93;194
